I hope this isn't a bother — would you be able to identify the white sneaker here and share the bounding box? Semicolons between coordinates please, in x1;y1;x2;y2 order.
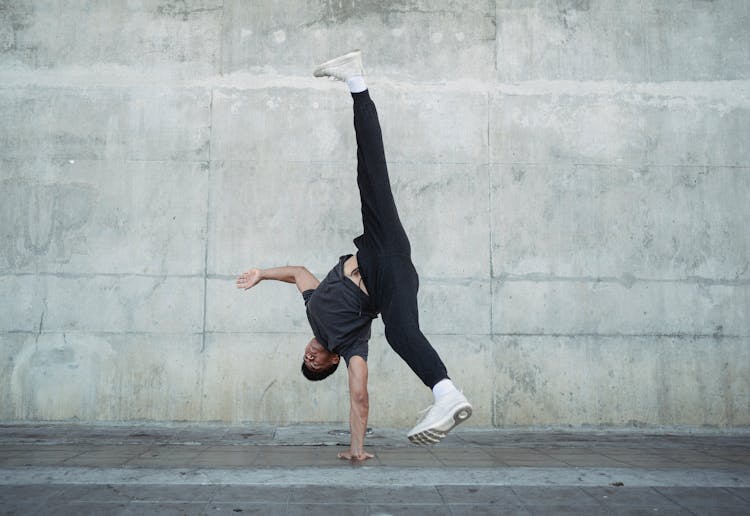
407;391;472;445
313;49;364;82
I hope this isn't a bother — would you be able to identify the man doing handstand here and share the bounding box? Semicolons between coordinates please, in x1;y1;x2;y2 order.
237;50;472;461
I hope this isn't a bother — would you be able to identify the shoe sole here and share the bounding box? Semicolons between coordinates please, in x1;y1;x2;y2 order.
407;404;472;445
313;49;362;77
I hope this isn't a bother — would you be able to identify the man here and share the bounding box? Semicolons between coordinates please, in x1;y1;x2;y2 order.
237;50;472;461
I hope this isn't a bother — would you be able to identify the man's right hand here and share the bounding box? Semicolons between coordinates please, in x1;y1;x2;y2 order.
338;449;374;462
236;268;263;290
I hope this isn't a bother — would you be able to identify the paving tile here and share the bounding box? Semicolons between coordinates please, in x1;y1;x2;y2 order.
0;487;65;516
77;445;151;454
288;486;368;504
582;487;680;508
610;508;691;516
374;450;443;467
205;502;286;514
368;504;449;515
655;487;750;507
1;501;46;516
682;462;749;472
0;484;66;502
114;485;214;503
0;450;81;466
119;502;210;515
485;447;549;458
487;447;574;466
2;423;79;433
452;433;510;446
539;447;596;455
429;448;500;467
172;428;231;443
597;451;678;461
124;457;202;467
192;449;259;467
590;447;644;456
45;502;130;516
62;451;146;467
253;448;340;467
285;503;367;516
449;505;532;516
543;447;601;455
547;454;632;467
117;428;189;443
365;486;442;504
706;450;750;462
675;507;750;516
212;485;291;503
713;453;750;463
604;457;685;468
49;485;99;503
51;484;218;503
199;445;255;453
438;486;523;507
500;457;571;467
135;445;205;456
0;445;90;453
726;487;750;503
428;448;495;459
432;456;500;467
657;451;717;463
513;486;602;506
221;426;276;444
525;505;611;516
124;446;203;467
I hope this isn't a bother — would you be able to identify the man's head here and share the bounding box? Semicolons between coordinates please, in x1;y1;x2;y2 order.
301;337;340;381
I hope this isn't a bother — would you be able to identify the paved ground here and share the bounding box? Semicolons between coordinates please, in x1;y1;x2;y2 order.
0;423;748;515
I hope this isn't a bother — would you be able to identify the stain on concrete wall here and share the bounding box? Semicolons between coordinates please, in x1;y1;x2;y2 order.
0;179;95;270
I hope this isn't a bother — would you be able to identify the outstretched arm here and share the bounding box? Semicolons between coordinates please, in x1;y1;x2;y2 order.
338;356;374;461
236;266;320;293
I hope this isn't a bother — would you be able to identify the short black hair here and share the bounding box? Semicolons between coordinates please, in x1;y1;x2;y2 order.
301;360;339;381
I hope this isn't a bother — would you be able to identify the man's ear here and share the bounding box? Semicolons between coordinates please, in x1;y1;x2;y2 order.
331;354;340;364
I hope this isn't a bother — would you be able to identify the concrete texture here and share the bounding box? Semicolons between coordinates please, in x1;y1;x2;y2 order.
1;1;749;429
0;424;749;515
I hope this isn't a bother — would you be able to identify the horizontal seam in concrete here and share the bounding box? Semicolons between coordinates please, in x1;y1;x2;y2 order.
0;272;200;279
488;162;750;169
494;274;750;287
492;332;750;339
3;330;748;339
3;272;749;287
2;74;750;99
0;157;212;164
1;330;210;337
5;158;747;169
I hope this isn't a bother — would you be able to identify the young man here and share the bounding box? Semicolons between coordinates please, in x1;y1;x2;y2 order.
237;50;472;461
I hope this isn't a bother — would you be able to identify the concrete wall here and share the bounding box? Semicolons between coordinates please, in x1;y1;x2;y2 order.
1;0;748;429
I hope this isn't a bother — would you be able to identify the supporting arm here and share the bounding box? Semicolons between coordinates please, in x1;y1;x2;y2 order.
338;355;374;461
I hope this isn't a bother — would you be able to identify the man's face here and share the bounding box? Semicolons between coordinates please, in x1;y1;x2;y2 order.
303;338;339;371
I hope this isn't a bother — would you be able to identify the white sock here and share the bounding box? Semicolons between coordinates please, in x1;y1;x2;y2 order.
346;75;367;93
432;378;458;402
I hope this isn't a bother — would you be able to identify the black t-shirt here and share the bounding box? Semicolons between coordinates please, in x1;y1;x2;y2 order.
302;255;378;365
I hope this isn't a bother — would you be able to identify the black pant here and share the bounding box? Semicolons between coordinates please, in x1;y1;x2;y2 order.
351;90;449;389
